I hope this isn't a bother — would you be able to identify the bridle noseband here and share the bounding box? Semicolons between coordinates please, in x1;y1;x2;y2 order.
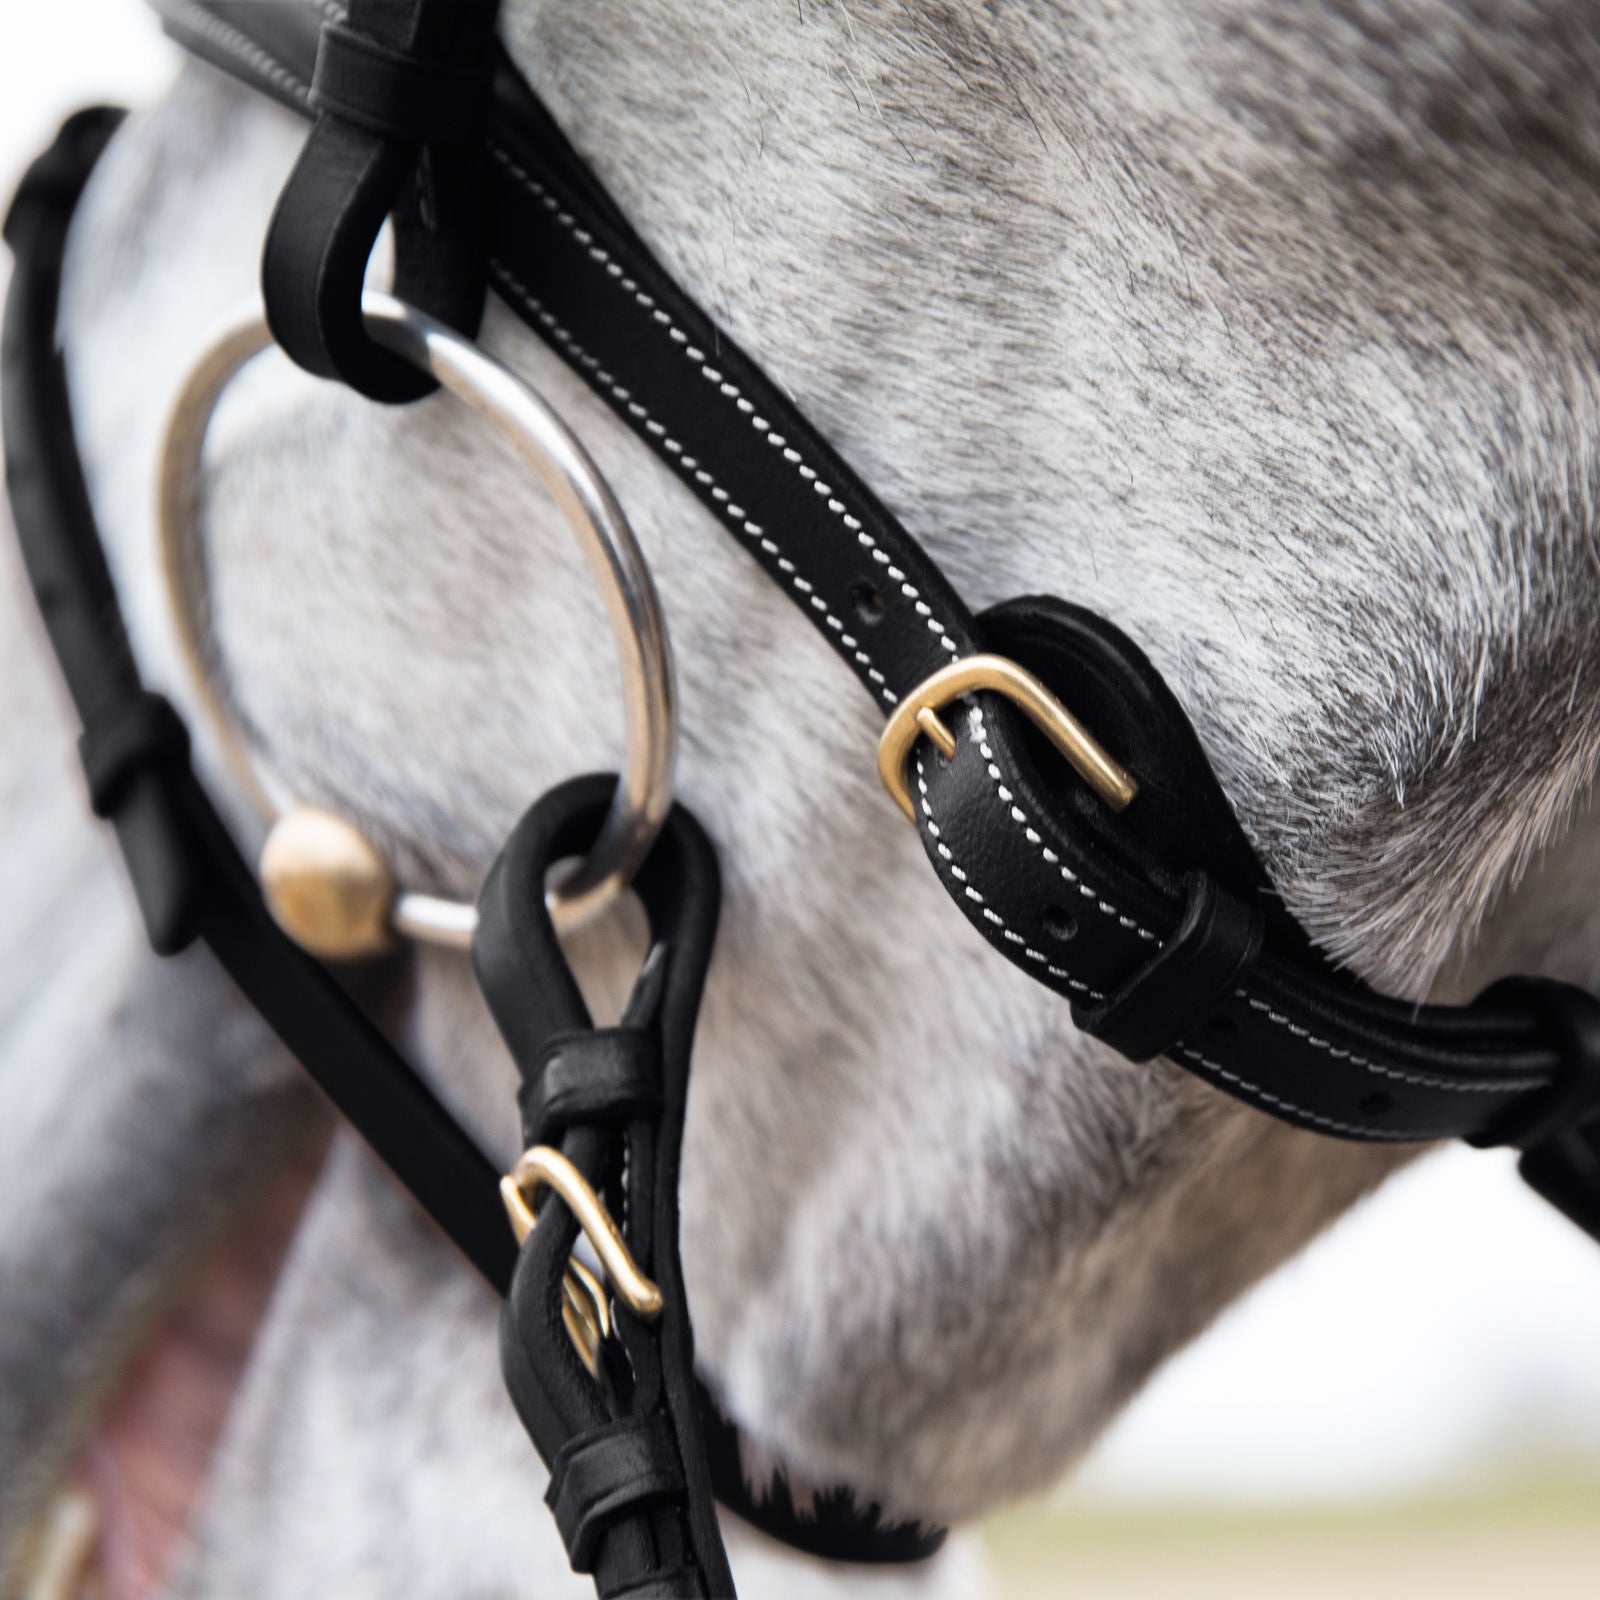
6;1;1600;1594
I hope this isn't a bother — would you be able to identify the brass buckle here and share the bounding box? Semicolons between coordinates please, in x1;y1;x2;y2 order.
876;654;1138;822
500;1145;664;1374
560;1257;612;1377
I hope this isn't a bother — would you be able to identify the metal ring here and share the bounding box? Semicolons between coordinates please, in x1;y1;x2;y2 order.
158;292;677;939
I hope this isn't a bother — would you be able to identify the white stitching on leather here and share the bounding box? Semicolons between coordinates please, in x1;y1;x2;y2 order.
931;729;1458;1136
186;26;1518;1129
1234;992;1526;1095
489;260;896;703
971;708;1159;944
488;145;962;666
968;705;1520;1100
165;0;313;105
1172;1045;1433;1141
917;759;1102;1000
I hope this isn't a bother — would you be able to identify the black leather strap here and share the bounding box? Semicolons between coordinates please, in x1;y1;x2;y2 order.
522;1029;662;1147
3;106;518;1290
1075;872;1265;1063
474;780;736;1599
547;1417;687;1575
259;0;498;402
137;0;1600;1248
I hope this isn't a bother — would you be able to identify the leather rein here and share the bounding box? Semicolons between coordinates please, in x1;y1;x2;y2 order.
5;1;1600;1594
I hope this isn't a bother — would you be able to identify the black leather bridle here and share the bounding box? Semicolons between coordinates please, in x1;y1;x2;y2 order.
5;1;1600;1594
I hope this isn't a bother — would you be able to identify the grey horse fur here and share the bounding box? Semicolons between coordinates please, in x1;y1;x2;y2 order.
4;0;1600;1592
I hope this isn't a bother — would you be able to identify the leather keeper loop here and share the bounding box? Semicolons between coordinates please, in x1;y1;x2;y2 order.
546;1415;686;1574
521;1028;663;1148
310;22;489;148
1074;872;1264;1062
1472;978;1600;1245
1469;977;1600;1152
606;1569;701;1599
78;690;190;819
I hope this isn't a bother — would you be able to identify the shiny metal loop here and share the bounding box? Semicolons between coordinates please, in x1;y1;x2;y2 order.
158;292;677;941
499;1144;664;1322
876;653;1138;823
561;1257;612;1377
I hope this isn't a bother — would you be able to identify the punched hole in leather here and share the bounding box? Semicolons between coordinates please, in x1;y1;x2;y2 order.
1073;872;1265;1062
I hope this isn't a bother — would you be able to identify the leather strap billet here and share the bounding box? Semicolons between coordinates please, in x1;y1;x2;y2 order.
260;0;499;402
141;0;1600;1246
474;780;735;1598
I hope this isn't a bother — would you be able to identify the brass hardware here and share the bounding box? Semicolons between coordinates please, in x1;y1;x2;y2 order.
259;806;398;960
561;1257;612;1376
877;654;1138;823
500;1146;664;1321
500;1164;617;1372
914;705;958;759
159;294;680;944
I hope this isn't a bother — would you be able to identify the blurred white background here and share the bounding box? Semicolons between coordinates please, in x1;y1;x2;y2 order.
5;0;1600;1518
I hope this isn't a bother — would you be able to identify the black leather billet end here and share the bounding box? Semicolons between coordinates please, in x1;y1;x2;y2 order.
1074;872;1264;1062
2;106;125;249
107;774;204;955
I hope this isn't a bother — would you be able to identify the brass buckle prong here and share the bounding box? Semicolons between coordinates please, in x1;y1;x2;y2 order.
560;1257;612;1376
913;705;959;760
877;654;1138;823
500;1145;665;1328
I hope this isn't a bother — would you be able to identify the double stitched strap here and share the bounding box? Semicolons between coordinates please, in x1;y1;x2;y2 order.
473;781;735;1598
6;98;948;1585
147;0;1600;1247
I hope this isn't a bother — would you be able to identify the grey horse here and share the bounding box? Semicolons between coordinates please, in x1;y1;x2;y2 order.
5;0;1600;1594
